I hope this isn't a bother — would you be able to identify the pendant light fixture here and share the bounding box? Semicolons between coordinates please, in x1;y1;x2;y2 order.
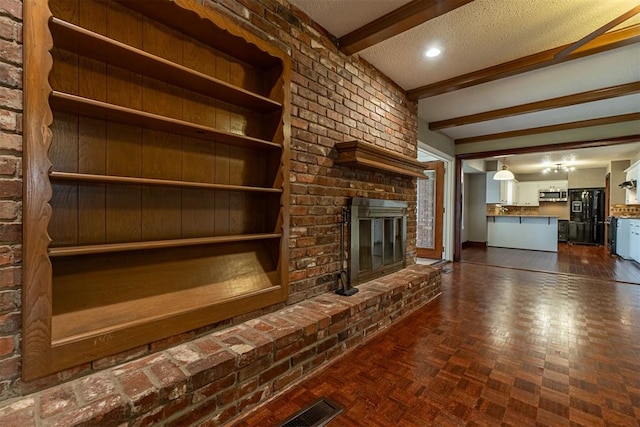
493;164;515;181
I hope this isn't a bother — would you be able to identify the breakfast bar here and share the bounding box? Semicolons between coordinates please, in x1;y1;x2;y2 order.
487;215;558;252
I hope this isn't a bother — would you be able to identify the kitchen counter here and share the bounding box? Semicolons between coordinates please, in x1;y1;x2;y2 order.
487;215;558;252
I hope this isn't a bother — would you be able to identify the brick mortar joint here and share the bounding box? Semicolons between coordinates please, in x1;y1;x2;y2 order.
0;267;440;424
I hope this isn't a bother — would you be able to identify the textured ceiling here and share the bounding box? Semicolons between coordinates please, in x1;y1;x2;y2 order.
287;0;412;38
417;44;640;121
287;0;640;172
359;0;640;90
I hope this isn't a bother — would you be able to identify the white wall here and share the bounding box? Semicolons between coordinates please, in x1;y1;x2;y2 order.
466;174;488;243
418;118;455;157
515;172;569;181
568;167;607;189
610;160;630;206
462;174;469;243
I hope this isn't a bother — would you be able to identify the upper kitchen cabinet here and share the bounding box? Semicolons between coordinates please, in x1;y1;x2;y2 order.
517;182;539;206
539;180;568;190
486;172;518;205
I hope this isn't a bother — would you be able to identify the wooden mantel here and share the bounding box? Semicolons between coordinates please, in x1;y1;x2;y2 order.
334;141;426;178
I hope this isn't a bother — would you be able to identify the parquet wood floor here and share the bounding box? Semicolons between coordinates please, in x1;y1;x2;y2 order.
231;263;640;427
462;243;640;284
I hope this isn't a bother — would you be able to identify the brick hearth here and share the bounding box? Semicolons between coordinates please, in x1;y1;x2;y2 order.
0;266;440;426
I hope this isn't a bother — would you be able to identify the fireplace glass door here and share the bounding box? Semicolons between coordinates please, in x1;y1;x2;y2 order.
350;198;407;285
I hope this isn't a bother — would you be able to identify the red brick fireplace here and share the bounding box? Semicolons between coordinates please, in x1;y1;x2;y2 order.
0;0;446;424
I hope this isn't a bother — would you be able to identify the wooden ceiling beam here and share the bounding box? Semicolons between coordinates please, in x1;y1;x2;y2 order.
430;81;640;130
455;113;640;145
338;0;475;56
408;24;640;100
555;5;640;59
456;134;640;160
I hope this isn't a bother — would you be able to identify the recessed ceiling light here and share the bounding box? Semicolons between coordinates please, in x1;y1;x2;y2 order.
425;48;441;58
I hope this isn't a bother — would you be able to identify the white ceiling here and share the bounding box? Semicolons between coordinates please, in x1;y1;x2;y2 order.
288;0;640;173
357;0;640;89
289;0;413;38
491;142;640;175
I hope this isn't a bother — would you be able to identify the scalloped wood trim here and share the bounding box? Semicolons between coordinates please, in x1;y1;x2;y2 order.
22;0;55;381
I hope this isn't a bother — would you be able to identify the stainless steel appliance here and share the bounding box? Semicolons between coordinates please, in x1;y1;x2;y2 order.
569;188;605;245
539;189;568;202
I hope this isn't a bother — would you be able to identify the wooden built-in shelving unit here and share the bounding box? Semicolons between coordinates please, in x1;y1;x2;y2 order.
23;0;290;379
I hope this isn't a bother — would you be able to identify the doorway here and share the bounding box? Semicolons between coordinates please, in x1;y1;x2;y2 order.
416;160;445;260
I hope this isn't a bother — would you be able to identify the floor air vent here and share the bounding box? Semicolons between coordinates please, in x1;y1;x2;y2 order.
278;397;343;427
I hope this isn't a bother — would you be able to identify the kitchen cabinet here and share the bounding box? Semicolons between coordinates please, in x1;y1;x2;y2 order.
538;180;567;190
617;219;631;259
517;182;539;206
486;172;518;204
487;216;558;252
630;220;640;262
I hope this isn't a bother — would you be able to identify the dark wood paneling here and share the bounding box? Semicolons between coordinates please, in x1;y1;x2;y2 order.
77;1;108;246
49;113;78;246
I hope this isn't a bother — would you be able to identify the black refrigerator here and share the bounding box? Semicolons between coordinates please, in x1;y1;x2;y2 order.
569;188;605;245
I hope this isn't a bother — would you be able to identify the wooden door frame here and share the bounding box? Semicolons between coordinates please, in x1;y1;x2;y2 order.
453;135;639;261
605;172;610;249
416;160;444;259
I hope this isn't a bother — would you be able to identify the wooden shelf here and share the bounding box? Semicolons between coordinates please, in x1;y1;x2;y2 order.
115;0;281;70
334;141;426;178
49;233;282;257
50;171;283;193
49;91;282;151
49;18;282;113
52;270;279;346
23;0;290;380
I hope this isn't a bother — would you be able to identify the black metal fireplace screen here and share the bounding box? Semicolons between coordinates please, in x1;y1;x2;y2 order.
349;198;407;285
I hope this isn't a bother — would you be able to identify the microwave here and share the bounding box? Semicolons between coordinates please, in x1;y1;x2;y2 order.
539;189;568;202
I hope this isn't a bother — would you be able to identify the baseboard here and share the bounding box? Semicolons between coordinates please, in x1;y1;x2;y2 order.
462;241;487;249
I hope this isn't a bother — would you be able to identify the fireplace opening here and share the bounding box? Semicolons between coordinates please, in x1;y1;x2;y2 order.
349;198;407;285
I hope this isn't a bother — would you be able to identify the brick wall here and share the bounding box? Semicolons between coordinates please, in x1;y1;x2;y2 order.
0;0;419;400
0;0;23;401
0;266;441;426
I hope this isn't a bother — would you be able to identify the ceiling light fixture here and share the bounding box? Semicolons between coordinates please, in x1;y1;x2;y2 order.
493;165;515;181
542;163;575;174
425;47;441;58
